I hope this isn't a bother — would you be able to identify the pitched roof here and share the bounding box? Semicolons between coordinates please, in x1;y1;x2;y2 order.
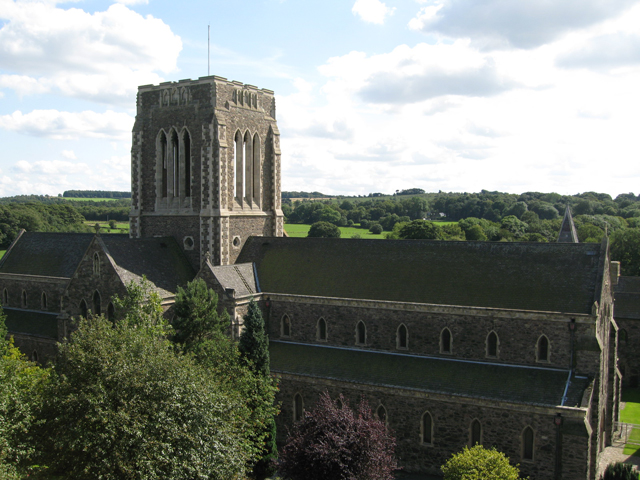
239;237;602;314
100;235;195;296
558;206;579;243
206;263;258;297
614;276;640;320
0;232;94;278
270;341;588;407
3;307;59;338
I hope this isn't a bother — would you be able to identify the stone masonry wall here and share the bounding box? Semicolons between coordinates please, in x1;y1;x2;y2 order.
139;215;201;271
267;299;599;371
0;275;67;313
228;216;273;265
276;374;587;480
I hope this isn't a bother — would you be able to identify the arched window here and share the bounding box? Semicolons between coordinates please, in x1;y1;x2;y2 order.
79;299;88;318
537;335;550;362
3;288;8;305
317;317;327;341
522;426;534;461
160;131;168;198
421;411;433;445
244;131;252;204
31;350;38;363
252;133;261;206
441;328;452;354
470;419;482;446
293;393;304;422
21;290;27;308
93;291;101;316
486;331;499;358
183;130;191;198
107;302;115;322
93;252;100;276
281;315;291;337
396;324;408;349
234;130;244;202
376;405;387;425
356;321;366;345
41;292;47;310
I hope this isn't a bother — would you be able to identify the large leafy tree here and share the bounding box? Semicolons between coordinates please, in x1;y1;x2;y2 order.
35;280;255;480
398;220;443;240
611;228;640;276
279;392;397;480
0;308;49;480
441;445;520;480
308;221;341;238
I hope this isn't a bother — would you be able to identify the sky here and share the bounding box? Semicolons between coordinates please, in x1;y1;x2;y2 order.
1;0;640;198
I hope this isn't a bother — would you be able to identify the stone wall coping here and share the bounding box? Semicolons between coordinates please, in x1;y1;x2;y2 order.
139;77;275;94
0;273;69;284
263;293;596;323
275;372;589;418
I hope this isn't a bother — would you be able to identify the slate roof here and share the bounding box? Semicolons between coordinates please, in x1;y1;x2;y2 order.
614;276;640;320
3;307;58;339
208;263;258;297
238;237;603;314
101;235;195;296
270;341;589;408
0;232;94;278
558;206;579;243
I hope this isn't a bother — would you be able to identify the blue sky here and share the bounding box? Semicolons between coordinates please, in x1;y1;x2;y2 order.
1;0;640;197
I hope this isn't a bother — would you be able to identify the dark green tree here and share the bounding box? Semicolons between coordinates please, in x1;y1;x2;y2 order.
239;300;270;377
238;300;277;479
398;220;443;240
611;228;640;276
173;278;230;345
308;221;341;238
600;462;639;480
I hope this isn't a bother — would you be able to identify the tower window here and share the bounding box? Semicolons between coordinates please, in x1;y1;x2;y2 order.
41;292;47;310
21;290;27;308
93;252;100;277
79;299;88;318
93;291;101;316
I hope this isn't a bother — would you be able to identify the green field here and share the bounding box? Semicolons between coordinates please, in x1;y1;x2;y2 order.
84;221;129;234
621;388;640;456
285;224;384;239
0;250;5;260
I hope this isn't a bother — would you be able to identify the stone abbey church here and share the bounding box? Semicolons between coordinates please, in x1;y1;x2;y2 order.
0;75;637;480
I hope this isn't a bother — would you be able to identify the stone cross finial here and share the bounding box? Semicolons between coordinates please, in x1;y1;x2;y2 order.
205;251;211;263
94;223;101;234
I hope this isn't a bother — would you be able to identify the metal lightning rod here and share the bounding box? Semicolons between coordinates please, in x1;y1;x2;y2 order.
208;24;210;76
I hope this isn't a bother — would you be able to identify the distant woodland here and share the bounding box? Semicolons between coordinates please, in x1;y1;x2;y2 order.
2;189;640;275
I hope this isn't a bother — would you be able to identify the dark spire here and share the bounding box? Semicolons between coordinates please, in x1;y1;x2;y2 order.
557;206;578;243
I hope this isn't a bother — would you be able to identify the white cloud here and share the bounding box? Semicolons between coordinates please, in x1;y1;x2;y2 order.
14;159;90;175
408;0;639;50
114;0;149;5
61;150;77;160
0;1;181;104
0;110;134;140
352;0;396;25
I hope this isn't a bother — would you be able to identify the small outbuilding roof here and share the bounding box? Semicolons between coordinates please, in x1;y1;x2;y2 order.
205;263;258;297
239;237;603;314
270;341;589;408
100;235;195;296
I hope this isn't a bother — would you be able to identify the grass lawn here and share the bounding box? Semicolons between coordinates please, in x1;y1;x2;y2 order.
84;221;130;234
0;250;5;260
284;224;385;239
621;388;640;456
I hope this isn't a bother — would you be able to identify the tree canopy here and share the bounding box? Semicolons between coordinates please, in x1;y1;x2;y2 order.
308;221;341;238
441;445;521;480
279;392;397;480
